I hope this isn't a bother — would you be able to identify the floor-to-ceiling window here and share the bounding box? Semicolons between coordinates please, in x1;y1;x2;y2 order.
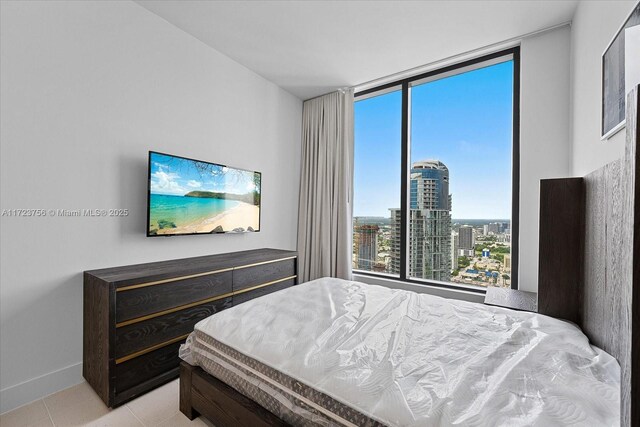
353;48;519;291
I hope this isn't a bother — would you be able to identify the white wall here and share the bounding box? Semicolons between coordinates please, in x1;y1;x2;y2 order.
518;25;572;292
571;0;637;176
0;0;302;413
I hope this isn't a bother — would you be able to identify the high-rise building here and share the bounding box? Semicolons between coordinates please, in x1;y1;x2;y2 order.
459;225;474;250
390;160;452;281
389;209;401;274
487;222;499;234
504;253;511;273
451;230;459;270
354;224;379;270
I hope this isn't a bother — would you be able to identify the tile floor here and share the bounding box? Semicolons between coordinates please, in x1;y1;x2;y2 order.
0;379;215;427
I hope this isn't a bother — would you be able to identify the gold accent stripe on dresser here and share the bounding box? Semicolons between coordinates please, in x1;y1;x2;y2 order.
232;275;297;295
115;291;235;328
233;255;298;270
116;267;234;292
115;256;296;292
232;255;297;270
115;275;297;328
114;275;297;363
115;333;190;365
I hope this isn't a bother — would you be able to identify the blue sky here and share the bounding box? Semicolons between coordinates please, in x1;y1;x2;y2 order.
150;153;259;196
354;60;513;219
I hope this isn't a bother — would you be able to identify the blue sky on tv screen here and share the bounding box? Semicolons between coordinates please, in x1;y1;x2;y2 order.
149;153;259;196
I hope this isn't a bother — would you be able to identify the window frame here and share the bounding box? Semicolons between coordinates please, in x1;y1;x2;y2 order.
353;47;521;293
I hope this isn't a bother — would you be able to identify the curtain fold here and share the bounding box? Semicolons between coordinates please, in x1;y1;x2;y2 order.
297;89;354;282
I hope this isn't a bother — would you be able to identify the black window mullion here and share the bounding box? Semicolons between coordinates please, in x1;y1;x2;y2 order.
400;81;409;280
511;46;521;290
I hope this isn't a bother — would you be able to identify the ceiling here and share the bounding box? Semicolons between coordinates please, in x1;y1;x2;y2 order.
135;0;579;100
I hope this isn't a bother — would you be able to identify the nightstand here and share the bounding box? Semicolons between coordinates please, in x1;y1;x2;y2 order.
484;287;537;312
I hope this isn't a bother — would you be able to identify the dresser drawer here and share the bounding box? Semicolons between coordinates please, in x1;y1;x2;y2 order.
116;270;232;323
115;340;184;393
233;258;295;292
233;278;295;306
115;297;232;360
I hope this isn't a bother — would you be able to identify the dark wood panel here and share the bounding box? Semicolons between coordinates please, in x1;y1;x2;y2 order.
87;249;296;287
82;273;111;404
537;177;583;324
233;279;295;306
115;340;183;393
575;86;638;426
191;365;286;427
180;362;198;420
113;367;179;407
233;259;296;291
582;167;607;348
605;161;624;361
115;271;232;323
115;298;231;359
622;85;639;427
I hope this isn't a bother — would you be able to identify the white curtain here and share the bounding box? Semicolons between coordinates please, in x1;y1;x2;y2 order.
297;89;354;282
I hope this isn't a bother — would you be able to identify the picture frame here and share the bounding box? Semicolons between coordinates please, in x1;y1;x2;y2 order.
602;2;640;140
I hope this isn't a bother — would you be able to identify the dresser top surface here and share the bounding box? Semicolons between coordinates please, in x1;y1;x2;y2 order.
85;248;296;284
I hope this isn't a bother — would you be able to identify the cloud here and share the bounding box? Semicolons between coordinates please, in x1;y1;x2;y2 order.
153;161;170;172
187;180;202;188
150;170;186;195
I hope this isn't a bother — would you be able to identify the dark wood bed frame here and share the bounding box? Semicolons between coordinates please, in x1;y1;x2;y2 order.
180;86;640;427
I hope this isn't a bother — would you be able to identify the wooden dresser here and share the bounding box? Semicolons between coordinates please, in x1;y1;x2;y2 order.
83;248;297;407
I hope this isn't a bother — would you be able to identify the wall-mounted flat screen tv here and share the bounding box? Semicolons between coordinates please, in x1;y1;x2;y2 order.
147;151;261;236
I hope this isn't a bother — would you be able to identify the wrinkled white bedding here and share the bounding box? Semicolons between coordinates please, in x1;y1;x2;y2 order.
182;277;620;426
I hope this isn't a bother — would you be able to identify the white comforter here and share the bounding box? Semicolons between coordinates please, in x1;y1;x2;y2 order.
185;277;620;426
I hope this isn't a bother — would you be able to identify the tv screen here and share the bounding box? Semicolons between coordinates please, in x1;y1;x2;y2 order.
147;151;261;236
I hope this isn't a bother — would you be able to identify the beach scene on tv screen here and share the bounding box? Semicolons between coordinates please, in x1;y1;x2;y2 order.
149;152;260;235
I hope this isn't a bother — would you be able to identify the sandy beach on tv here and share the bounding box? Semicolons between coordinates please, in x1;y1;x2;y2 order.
155;202;259;235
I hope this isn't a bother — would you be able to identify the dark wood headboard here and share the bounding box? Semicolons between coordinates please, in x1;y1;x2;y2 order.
538;85;639;426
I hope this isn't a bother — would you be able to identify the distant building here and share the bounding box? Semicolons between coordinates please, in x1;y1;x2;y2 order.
486;221;509;235
482;248;490;258
355;224;379;270
390;160;452;281
451;230;459;270
389;210;401;273
498;233;511;243
504;253;511;273
459;226;474;250
459;248;474;257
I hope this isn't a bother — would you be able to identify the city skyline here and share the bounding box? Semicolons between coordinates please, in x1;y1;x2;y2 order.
353;59;514;287
354;60;514;219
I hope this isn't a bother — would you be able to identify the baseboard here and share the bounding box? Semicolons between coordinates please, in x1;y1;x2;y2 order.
0;362;83;414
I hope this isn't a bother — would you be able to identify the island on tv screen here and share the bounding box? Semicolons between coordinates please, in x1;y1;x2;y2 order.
148;152;261;236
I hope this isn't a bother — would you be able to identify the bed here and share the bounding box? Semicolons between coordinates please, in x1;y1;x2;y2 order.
181;277;620;426
179;86;639;426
